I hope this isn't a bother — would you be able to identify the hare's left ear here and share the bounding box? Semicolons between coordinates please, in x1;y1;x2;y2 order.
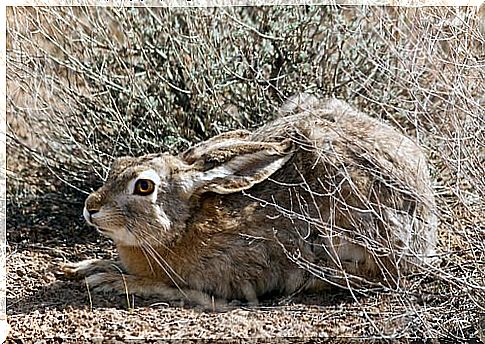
180;139;294;195
180;129;251;164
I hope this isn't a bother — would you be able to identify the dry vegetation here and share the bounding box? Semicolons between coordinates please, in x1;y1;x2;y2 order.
6;5;485;341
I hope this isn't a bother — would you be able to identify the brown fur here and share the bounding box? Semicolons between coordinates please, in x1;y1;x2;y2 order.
63;96;437;309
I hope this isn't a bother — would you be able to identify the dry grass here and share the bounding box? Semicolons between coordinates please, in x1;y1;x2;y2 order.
6;5;485;341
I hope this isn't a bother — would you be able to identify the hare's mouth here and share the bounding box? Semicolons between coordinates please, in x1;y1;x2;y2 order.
96;227;114;235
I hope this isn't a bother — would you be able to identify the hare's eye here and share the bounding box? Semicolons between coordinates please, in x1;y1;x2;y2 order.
134;179;155;196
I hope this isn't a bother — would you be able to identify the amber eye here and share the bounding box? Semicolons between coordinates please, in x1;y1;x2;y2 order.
134;179;155;196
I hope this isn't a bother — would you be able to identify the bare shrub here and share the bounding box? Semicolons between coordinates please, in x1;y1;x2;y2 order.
7;5;484;339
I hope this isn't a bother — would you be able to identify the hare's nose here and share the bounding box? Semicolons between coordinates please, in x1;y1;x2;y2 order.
85;193;102;217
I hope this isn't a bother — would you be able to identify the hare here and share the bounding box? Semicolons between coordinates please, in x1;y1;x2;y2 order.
63;96;437;308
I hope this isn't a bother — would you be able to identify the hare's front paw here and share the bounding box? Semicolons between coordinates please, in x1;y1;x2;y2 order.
62;259;123;279
84;273;229;312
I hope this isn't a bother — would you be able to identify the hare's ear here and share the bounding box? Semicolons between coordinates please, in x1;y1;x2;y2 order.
180;130;251;164
184;139;294;195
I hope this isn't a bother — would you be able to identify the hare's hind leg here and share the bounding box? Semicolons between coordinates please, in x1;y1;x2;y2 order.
62;259;125;278
85;272;227;311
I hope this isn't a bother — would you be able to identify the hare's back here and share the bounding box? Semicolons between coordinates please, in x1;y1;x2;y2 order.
252;98;431;193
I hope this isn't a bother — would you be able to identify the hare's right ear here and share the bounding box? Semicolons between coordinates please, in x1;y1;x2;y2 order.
179;139;294;196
